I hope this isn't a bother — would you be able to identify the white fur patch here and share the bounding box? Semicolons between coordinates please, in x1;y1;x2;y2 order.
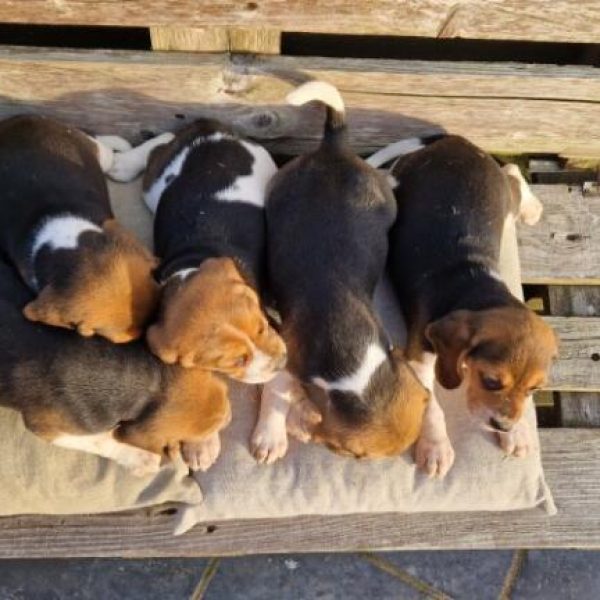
503;163;544;226
286;81;345;114
144;145;191;214
169;267;198;282
108;132;175;183
31;214;102;266
53;431;161;476
242;344;278;385
214;140;277;207
313;343;387;395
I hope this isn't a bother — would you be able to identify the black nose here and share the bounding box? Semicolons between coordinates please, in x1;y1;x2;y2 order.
489;417;511;432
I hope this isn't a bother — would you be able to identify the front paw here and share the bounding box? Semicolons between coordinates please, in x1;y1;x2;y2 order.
251;418;289;465
415;436;455;479
497;420;535;458
181;434;221;472
286;396;321;443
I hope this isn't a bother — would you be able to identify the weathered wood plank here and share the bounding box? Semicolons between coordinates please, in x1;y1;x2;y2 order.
0;49;597;159
545;317;600;392
518;186;600;285
0;1;597;43
0;429;597;556
150;26;281;54
548;287;600;425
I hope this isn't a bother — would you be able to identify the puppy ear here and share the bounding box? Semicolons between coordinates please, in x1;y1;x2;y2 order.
22;286;61;326
425;310;475;389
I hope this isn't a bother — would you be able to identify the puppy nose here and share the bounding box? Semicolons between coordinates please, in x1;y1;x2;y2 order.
489;416;512;432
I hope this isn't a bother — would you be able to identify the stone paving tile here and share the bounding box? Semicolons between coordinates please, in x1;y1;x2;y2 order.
380;550;515;600
513;550;600;600
205;553;422;600
0;558;206;600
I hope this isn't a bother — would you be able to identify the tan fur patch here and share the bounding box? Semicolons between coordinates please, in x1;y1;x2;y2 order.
23;219;159;344
148;257;287;382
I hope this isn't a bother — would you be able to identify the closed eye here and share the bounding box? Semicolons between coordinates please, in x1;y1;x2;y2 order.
480;373;504;391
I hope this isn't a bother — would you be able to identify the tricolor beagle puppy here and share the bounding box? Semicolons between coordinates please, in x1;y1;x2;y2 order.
0;115;159;343
0;258;230;474
379;135;557;477
251;82;428;464
108;119;287;385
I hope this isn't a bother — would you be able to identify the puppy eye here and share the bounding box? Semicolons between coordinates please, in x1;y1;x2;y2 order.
235;353;250;368
480;374;504;391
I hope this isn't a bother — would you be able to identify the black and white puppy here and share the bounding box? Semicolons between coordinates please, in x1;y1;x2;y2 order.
372;135;556;478
251;82;428;464
0;258;230;475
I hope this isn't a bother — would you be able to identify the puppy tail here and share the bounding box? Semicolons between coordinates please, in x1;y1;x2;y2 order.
365;134;446;168
286;81;346;147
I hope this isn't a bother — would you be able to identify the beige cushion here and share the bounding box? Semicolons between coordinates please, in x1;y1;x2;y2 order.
0;179;555;534
175;210;555;533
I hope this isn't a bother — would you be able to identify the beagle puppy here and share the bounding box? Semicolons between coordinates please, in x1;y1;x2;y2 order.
251;82;428;464
0;115;159;343
0;258;230;474
382;135;557;477
108;119;287;385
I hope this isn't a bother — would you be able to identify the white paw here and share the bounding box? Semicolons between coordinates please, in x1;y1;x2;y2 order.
520;195;544;226
251;418;289;464
181;434;221;472
415;436;455;479
106;150;145;183
118;447;162;477
497;420;535;458
95;134;133;153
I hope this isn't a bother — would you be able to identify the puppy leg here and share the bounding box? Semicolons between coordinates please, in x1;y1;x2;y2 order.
503;163;543;226
497;418;536;458
181;433;222;472
251;370;302;464
410;352;455;478
53;431;162;477
89;135;132;173
286;392;322;443
116;370;231;471
106;132;175;182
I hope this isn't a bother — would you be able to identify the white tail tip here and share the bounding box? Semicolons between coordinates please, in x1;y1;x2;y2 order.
286;81;345;114
365;139;426;168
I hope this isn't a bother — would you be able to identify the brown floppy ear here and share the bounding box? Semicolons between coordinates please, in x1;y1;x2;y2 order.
425;310;476;389
22;286;62;327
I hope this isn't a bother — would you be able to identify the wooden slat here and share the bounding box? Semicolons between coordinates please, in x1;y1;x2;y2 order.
0;48;597;159
548;287;600;425
0;1;597;43
149;26;281;54
0;429;597;556
545;317;600;392
518;186;600;284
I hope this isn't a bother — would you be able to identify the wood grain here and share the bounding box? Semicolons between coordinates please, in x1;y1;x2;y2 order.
549;287;600;425
546;317;600;392
518;186;600;285
0;48;597;159
150;27;281;54
0;429;597;556
0;1;597;43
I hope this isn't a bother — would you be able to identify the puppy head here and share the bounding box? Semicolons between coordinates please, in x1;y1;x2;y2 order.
426;307;558;431
147;257;287;383
311;350;429;458
23;220;159;343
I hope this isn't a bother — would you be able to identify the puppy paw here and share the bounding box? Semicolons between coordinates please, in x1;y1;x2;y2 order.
95;134;133;153
120;447;162;477
182;434;221;472
415;436;455;479
106;150;145;183
497;420;535;458
286;396;321;443
251;419;289;464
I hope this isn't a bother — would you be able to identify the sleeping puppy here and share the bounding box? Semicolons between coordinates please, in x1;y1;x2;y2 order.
382;135;557;477
0;258;230;474
0;115;159;343
251;81;428;464
108;119;287;382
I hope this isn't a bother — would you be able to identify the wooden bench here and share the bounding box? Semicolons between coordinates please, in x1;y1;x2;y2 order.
0;0;598;556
